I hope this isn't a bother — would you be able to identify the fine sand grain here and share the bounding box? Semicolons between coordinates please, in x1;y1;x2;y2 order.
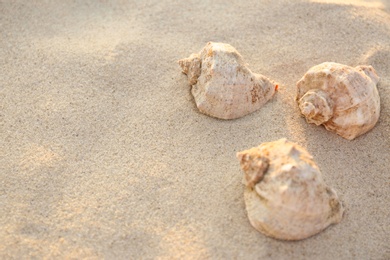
1;0;389;259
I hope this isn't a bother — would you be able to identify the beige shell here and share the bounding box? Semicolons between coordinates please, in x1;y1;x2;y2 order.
179;42;277;119
296;62;380;140
237;139;343;241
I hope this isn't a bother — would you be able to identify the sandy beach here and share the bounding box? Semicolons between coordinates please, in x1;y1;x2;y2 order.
1;0;389;259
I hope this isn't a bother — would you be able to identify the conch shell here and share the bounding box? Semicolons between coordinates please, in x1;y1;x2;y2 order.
296;62;380;140
179;42;277;119
237;139;344;241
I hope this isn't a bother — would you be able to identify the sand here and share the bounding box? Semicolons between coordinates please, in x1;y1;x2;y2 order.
1;0;389;259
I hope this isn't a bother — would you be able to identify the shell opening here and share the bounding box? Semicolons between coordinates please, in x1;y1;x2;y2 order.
326;187;344;224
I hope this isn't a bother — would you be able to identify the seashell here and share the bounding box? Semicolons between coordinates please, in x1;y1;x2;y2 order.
296;62;380;140
179;42;277;119
237;138;344;241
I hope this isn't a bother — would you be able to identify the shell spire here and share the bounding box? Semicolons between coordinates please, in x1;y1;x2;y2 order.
178;53;201;85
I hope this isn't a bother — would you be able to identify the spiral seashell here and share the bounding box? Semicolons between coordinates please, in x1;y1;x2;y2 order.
179;42;277;119
237;138;344;241
296;62;380;140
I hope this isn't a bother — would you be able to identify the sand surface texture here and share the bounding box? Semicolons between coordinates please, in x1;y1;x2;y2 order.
1;0;389;259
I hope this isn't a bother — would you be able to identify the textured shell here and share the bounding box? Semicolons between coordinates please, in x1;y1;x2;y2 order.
179;42;277;119
297;62;380;140
237;139;343;241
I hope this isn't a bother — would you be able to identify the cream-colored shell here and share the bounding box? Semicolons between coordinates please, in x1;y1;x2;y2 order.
237;139;343;241
179;42;277;119
296;62;380;140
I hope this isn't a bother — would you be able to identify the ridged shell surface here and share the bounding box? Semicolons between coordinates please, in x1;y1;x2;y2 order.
179;42;277;119
296;62;380;140
237;139;343;241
